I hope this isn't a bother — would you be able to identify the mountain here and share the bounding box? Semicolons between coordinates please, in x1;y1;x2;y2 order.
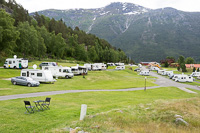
36;2;200;62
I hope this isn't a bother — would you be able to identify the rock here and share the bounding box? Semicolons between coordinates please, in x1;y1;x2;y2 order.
174;114;182;118
175;118;189;126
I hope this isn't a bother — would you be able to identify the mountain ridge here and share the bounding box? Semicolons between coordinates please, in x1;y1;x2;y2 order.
35;2;200;62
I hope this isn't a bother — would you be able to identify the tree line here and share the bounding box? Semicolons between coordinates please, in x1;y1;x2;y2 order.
0;0;130;63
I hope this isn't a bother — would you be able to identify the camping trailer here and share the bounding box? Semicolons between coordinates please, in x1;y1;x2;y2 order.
91;63;106;71
158;70;165;75
140;70;150;76
190;72;200;77
42;66;74;79
71;64;88;75
115;66;125;70
21;69;56;83
175;74;193;82
4;55;28;69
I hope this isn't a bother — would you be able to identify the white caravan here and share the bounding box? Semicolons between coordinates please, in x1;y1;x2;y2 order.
150;67;160;71
190;72;200;77
115;63;124;66
84;63;92;71
4;55;28;69
162;71;173;76
140;70;150;76
158;70;165;75
42;66;74;79
115;66;125;70
107;63;115;66
175;74;193;82
91;63;106;71
21;66;56;83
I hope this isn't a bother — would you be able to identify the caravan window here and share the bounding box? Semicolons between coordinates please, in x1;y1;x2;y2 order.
13;61;15;63
19;60;21;62
44;67;48;70
59;69;61;72
9;61;12;64
31;73;34;75
22;73;26;76
37;73;42;77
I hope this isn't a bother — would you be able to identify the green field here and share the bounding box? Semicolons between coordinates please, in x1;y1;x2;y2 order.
0;65;156;96
0;62;200;132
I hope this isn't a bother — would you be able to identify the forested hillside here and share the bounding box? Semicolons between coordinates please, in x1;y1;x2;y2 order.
37;2;200;62
0;0;128;65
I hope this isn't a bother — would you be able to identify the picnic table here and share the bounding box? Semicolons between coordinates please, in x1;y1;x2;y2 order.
33;100;44;111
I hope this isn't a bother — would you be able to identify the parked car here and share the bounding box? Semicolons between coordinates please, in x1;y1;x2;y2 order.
39;62;57;68
11;76;40;87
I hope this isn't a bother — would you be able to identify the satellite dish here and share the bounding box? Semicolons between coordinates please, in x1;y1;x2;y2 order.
13;55;17;59
33;64;37;69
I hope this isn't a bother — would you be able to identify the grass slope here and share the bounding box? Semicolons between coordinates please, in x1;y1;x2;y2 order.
0;87;199;132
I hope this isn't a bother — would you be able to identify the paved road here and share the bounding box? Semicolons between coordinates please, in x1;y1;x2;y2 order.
0;70;200;101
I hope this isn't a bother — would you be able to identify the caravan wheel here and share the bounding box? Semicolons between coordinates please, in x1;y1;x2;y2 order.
65;75;69;79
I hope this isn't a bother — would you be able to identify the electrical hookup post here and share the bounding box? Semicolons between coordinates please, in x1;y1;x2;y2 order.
144;77;147;91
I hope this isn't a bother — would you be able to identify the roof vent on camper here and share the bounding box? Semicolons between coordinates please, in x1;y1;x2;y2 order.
13;55;17;59
33;64;37;69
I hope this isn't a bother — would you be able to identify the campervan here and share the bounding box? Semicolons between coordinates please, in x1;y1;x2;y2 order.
4;55;28;69
140;70;150;76
42;66;74;79
190;72;200;77
115;66;125;70
21;69;56;83
175;75;193;82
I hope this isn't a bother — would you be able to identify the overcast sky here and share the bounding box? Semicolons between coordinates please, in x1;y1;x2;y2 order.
15;0;200;13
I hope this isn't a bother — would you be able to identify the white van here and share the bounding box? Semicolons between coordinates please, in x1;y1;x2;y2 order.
175;75;193;82
21;69;56;83
42;66;74;79
140;70;150;76
115;66;125;70
4;55;28;69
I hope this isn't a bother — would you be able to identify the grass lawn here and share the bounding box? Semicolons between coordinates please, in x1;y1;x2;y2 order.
0;67;157;96
0;87;199;133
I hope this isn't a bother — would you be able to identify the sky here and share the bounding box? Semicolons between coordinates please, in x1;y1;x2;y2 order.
14;0;200;13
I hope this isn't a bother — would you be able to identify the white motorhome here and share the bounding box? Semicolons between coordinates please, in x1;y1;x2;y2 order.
140;70;150;76
115;66;125;70
175;75;193;82
42;66;74;79
172;74;181;80
21;67;56;83
190;72;200;77
4;55;28;69
71;65;88;75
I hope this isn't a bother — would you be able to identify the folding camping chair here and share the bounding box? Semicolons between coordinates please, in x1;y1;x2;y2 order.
24;101;35;114
41;97;51;110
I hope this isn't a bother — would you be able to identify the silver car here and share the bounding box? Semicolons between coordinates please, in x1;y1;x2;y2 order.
11;76;40;87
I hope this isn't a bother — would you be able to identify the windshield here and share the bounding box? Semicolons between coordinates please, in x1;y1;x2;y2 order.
63;69;72;73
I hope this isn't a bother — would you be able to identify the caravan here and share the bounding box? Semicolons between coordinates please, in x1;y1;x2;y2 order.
91;63;106;71
174;74;193;82
4;55;28;69
42;66;74;79
140;70;150;76
71;65;88;75
115;65;125;70
190;72;200;77
21;65;56;83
